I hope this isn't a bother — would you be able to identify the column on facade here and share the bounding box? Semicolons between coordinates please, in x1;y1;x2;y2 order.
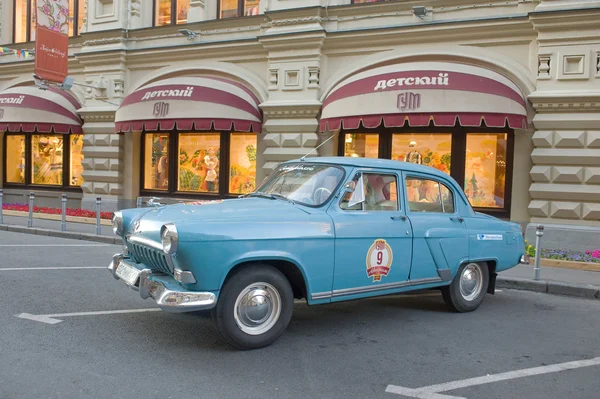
257;26;326;181
526;3;600;251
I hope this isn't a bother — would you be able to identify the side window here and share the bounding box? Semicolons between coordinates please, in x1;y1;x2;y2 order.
406;177;455;213
340;173;399;211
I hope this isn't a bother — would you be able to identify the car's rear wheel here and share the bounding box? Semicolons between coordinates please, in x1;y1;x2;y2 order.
211;264;293;350
441;262;489;313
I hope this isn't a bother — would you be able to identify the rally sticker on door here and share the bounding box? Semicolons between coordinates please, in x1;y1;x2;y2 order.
366;239;393;282
477;234;503;241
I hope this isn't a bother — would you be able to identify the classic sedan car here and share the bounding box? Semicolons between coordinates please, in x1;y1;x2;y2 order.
108;157;527;350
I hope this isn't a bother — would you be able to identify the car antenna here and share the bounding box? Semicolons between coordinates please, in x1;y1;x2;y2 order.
300;131;338;161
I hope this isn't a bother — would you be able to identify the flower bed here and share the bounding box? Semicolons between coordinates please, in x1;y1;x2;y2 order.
2;203;113;220
525;240;600;264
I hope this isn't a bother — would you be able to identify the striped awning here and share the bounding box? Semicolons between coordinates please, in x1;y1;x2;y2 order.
0;86;83;134
115;76;263;133
320;62;528;131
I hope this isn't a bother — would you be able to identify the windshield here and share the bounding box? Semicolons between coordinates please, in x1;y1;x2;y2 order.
255;163;345;207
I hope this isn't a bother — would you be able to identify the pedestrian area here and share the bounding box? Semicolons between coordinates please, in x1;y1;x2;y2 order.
0;227;599;399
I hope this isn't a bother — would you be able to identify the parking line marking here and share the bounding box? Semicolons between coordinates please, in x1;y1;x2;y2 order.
386;357;600;398
0;267;106;271
0;244;111;247
16;308;161;324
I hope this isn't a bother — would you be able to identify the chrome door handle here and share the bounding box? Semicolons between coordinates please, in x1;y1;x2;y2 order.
391;215;407;221
450;216;464;222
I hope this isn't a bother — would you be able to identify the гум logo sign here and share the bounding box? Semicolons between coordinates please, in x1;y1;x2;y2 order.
153;102;169;118
0;108;4;120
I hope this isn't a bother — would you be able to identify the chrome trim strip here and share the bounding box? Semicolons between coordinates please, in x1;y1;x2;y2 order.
128;235;163;251
311;291;332;300
310;277;444;301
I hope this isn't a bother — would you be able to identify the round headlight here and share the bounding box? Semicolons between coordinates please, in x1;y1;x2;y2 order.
112;211;123;235
161;223;178;254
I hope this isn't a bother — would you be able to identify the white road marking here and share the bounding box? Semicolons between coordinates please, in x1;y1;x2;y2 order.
0;244;111;247
16;308;161;324
386;357;600;398
0;267;106;271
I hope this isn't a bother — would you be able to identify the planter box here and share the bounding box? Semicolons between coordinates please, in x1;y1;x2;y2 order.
540;258;600;273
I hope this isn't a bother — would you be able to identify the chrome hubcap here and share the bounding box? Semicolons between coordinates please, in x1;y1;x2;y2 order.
459;263;483;301
234;282;281;335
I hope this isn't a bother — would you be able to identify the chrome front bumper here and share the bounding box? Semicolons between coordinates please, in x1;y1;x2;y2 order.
108;254;217;313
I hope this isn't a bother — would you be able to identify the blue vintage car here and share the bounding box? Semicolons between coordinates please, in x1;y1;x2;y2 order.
108;157;527;350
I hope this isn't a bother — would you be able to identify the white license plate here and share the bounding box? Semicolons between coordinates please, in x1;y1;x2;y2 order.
116;261;141;286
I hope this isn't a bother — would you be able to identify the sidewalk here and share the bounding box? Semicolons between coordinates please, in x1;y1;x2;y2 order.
1;213;598;299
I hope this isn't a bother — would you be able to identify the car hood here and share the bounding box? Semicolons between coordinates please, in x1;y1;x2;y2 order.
130;197;311;238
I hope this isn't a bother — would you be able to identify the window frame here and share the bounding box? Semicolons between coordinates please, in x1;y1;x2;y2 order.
404;175;457;215
12;0;84;43
139;130;258;199
216;0;257;19
337;124;514;219
339;171;401;213
2;132;83;191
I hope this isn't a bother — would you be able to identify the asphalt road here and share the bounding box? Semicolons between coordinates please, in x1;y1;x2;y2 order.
0;230;599;399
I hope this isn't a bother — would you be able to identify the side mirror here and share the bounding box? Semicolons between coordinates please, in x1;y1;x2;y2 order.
344;180;356;192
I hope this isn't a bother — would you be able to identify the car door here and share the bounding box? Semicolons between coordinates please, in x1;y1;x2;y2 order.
326;169;413;302
403;172;468;284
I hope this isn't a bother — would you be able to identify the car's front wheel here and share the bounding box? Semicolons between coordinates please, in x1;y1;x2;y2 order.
211;264;293;350
441;262;489;313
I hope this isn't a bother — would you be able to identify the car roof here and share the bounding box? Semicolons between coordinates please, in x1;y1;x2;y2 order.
283;156;451;181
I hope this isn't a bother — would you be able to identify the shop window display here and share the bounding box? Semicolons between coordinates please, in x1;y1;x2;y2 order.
343;133;379;158
14;0;28;43
392;134;452;174
178;133;220;193
5;135;26;184
464;133;507;208
144;133;170;191
229;134;257;194
155;0;172;25
70;134;84;186
31;135;64;185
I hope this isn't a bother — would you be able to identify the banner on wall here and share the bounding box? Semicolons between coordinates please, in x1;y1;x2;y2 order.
34;0;69;83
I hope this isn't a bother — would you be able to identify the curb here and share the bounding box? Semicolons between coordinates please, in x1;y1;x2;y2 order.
0;223;123;245
497;276;600;300
2;210;113;226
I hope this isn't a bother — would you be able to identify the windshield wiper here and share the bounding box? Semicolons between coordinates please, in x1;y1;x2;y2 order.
246;191;276;199
244;192;295;205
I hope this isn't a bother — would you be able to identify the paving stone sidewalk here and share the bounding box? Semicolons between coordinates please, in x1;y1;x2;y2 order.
1;212;598;300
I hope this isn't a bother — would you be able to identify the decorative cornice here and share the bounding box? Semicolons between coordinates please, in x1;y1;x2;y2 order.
266;16;323;27
260;101;322;119
528;91;600;112
78;109;117;122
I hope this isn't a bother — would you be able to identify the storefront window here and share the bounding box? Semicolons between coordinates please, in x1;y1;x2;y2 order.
177;133;220;193
392;133;452;174
5;135;26;184
219;0;260;18
70;134;84;186
229;133;257;194
176;0;190;23
464;133;507;208
343;133;379;158
144;133;170;191
30;0;36;41
31;135;64;185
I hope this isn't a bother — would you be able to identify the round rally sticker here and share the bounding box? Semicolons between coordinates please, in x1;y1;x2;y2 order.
366;239;393;282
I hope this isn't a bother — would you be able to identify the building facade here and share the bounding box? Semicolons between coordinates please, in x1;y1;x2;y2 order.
1;0;599;250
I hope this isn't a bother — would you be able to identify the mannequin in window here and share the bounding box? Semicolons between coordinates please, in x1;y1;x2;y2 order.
204;147;219;192
404;141;423;164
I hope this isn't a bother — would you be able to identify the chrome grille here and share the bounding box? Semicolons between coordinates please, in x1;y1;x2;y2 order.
128;242;172;275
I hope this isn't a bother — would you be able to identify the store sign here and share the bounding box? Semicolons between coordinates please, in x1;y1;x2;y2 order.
153;102;170;118
34;0;70;83
397;92;421;111
374;73;450;91
0;108;4;120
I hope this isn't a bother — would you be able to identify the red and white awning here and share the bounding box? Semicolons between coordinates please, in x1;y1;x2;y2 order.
320;62;528;131
0;86;82;134
115;76;262;133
